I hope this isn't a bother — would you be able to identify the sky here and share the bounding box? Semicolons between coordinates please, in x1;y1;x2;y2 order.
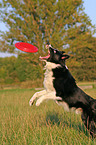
0;0;96;57
83;0;96;26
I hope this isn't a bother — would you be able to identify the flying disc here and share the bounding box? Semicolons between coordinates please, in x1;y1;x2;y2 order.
15;42;38;53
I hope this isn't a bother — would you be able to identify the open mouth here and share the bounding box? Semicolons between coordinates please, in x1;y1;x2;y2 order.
39;48;50;60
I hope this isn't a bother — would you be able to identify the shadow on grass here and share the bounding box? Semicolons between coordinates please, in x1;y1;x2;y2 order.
46;111;90;138
46;112;61;126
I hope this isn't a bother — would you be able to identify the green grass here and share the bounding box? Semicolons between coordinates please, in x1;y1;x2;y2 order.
0;88;96;145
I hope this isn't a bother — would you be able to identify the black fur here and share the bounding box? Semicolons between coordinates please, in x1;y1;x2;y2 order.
46;45;96;138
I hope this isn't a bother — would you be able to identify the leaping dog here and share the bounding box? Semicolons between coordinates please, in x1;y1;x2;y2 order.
29;43;96;138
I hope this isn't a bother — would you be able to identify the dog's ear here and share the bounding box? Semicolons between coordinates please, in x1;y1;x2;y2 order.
61;54;70;60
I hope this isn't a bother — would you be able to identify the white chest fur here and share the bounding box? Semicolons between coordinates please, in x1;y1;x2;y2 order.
43;62;60;92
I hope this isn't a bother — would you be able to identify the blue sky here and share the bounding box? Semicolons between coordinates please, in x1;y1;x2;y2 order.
0;0;96;57
83;0;96;26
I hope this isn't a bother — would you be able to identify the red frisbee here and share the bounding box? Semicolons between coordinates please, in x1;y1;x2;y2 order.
15;42;38;53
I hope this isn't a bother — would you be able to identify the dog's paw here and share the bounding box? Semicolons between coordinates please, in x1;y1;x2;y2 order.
29;93;38;106
29;99;34;106
36;99;42;106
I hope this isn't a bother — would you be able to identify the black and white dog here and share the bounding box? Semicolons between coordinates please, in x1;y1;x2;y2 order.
29;43;96;138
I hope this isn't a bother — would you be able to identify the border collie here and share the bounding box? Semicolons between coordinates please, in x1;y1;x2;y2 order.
29;43;96;138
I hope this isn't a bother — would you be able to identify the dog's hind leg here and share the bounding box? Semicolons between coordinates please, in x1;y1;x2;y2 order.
29;90;47;106
35;91;62;106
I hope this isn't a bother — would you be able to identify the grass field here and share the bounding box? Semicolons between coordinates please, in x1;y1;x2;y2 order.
0;87;96;145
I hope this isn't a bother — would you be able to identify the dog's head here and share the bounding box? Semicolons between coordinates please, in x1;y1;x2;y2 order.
39;43;70;66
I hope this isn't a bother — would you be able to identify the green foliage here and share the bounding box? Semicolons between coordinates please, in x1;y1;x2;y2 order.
0;0;96;83
0;57;17;84
0;0;95;51
0;88;96;144
0;55;43;84
15;54;43;82
67;36;96;81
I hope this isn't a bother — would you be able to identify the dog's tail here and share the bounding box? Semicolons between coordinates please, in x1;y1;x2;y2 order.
89;100;96;137
90;99;96;119
81;99;96;138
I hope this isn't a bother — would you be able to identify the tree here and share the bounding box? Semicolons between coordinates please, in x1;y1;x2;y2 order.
0;55;43;84
67;35;96;81
0;0;96;81
0;57;18;84
0;0;95;52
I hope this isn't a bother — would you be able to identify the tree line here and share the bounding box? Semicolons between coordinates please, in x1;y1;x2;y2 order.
0;48;96;85
0;0;96;85
0;54;43;84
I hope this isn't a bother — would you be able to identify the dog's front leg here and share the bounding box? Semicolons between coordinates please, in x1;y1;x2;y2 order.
36;91;62;106
29;90;47;106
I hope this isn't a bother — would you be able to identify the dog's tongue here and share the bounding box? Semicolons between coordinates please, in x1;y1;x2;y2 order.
39;47;50;60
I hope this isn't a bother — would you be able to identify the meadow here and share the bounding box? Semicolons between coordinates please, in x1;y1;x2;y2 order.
0;86;96;145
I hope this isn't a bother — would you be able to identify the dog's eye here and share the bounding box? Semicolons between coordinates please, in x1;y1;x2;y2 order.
54;50;56;53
